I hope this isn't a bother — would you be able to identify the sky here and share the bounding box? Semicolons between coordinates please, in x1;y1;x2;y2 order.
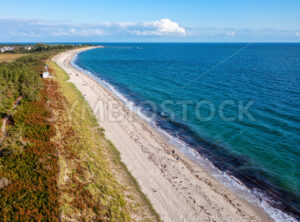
0;0;300;42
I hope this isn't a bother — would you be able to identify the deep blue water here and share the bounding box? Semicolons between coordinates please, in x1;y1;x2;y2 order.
74;43;300;220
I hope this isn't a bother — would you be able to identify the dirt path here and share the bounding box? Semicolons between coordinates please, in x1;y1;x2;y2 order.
0;96;22;137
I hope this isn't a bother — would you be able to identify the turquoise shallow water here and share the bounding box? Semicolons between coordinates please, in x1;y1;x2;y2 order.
74;43;300;220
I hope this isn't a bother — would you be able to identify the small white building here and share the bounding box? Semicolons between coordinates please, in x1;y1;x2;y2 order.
0;46;15;53
42;71;50;78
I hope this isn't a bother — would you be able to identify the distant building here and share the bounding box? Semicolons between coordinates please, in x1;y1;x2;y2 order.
42;65;51;78
25;46;32;51
42;71;50;78
0;46;15;53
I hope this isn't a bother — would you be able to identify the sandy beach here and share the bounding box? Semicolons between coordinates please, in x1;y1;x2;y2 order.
52;47;272;222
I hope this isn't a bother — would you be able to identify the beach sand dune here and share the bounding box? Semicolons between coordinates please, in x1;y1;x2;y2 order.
53;47;272;222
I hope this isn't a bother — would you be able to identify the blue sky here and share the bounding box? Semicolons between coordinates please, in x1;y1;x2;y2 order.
0;0;300;42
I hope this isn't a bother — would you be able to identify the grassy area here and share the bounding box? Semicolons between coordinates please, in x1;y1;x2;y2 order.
0;54;25;63
0;46;159;220
47;59;160;221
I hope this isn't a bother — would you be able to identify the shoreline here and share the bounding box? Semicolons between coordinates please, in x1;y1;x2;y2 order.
53;47;273;222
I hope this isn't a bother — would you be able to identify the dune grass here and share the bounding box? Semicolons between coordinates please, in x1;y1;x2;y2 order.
48;59;160;221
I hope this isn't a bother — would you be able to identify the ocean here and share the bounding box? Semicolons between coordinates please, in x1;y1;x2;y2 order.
73;43;300;221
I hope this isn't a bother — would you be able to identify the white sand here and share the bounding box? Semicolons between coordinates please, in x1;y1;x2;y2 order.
53;47;272;222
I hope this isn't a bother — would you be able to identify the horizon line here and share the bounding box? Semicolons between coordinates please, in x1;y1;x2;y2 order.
1;41;300;44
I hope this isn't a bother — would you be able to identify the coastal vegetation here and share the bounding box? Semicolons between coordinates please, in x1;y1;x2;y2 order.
0;45;159;221
0;51;57;220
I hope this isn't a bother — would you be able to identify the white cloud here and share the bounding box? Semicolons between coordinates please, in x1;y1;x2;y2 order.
1;18;299;42
114;18;186;36
76;29;105;36
226;31;236;37
118;22;135;28
142;18;186;36
0;18;186;40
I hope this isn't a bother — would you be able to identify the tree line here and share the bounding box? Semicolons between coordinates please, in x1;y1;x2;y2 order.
0;43;83;54
0;55;43;116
